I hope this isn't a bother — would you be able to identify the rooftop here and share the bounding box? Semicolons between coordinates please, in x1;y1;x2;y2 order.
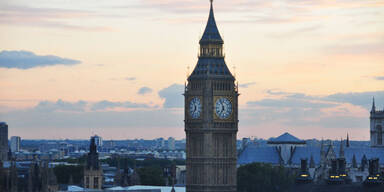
199;1;223;45
268;132;306;144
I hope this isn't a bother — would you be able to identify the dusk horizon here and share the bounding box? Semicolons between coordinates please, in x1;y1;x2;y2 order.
1;0;383;141
1;1;384;192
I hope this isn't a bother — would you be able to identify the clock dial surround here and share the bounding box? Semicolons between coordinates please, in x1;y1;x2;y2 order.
189;97;202;119
215;97;232;119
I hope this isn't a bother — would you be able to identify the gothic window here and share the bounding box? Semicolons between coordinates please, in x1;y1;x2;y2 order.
377;125;382;145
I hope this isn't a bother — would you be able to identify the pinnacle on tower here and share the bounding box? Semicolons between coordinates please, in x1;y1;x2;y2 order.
371;97;376;113
346;133;350;147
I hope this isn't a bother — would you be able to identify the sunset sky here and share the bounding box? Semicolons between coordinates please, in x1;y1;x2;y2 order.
0;0;383;140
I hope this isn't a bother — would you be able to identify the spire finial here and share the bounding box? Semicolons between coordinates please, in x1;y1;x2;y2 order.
371;96;376;113
346;133;350;147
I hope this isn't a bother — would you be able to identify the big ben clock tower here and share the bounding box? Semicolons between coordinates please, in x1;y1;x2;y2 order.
184;1;238;192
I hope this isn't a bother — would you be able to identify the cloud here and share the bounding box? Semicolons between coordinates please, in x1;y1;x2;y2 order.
0;50;80;69
324;42;384;55
374;76;384;81
244;90;383;131
267;25;322;39
138;87;153;95
158;84;184;108
91;100;153;110
239;82;256;88
324;91;384;109
34;99;87;112
1;89;382;139
0;5;113;31
266;89;290;96
0;98;180;139
29;99;154;112
0;106;183;139
263;90;384;110
247;98;336;109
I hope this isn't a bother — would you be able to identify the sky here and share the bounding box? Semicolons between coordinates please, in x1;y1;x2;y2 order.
0;0;383;140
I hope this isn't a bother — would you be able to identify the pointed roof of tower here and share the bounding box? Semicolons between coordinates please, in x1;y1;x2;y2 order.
268;132;305;144
199;0;223;45
346;133;350;147
371;97;376;113
188;0;234;81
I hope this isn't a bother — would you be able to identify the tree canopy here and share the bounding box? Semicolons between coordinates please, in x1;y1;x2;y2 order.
237;163;295;192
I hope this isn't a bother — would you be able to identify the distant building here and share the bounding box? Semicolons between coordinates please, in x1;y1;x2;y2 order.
92;135;103;148
84;137;103;189
103;140;115;149
267;132;306;165
167;137;175;150
370;97;384;147
156;138;165;149
239;132;384;183
241;137;251;150
0;122;8;161
10;136;21;152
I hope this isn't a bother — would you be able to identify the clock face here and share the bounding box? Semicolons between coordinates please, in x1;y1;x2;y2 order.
189;97;201;119
215;97;232;119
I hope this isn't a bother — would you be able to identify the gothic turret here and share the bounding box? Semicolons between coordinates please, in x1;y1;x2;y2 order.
86;137;99;170
84;136;103;189
370;97;384;147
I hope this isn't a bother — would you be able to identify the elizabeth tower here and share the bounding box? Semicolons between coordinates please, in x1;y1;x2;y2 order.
184;1;238;192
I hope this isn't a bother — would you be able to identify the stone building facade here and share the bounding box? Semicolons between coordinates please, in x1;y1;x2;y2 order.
184;1;238;191
84;137;103;189
0;122;8;161
370;98;384;147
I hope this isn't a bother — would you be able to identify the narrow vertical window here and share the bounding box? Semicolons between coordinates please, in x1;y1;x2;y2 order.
377;125;383;145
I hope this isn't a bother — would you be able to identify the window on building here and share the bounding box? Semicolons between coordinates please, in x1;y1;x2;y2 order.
377;125;383;145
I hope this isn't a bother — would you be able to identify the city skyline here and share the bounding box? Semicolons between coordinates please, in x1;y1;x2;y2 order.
0;0;384;140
